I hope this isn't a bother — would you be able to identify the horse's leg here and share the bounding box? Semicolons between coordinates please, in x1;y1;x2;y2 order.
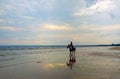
71;51;74;61
69;50;72;60
73;51;75;57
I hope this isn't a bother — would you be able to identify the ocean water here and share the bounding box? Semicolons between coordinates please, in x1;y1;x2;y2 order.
0;45;68;68
0;45;66;57
0;45;119;68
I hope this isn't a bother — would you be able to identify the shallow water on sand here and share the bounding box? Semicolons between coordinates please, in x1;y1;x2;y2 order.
0;46;120;79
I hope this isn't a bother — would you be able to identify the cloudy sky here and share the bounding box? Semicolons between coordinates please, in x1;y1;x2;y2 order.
0;0;120;45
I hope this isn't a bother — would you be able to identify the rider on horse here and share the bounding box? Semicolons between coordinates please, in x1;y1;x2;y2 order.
67;42;76;54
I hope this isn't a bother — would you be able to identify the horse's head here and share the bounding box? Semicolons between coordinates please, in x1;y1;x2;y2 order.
67;44;70;48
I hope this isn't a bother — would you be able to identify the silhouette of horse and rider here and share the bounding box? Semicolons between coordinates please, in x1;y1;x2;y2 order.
66;42;76;69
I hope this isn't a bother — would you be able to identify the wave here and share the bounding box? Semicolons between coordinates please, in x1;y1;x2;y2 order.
0;45;66;51
0;57;16;61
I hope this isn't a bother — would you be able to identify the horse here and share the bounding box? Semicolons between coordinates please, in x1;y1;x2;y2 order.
67;44;76;69
67;44;76;60
67;44;76;54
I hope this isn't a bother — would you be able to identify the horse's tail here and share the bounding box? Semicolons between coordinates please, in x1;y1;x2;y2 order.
74;48;76;51
73;47;76;51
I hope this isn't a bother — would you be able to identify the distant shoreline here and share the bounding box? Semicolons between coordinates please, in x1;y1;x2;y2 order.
0;44;120;47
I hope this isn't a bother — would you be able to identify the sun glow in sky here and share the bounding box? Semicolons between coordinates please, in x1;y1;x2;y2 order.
0;0;120;45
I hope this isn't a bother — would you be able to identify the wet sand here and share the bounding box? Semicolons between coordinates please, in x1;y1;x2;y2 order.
110;46;120;50
0;46;120;79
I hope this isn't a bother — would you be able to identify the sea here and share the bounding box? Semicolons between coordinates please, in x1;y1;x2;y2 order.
0;45;119;69
0;45;67;68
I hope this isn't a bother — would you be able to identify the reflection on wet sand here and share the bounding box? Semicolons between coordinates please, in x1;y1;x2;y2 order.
66;53;76;69
43;63;65;69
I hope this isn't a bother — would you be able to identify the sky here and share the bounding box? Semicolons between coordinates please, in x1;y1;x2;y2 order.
0;0;120;45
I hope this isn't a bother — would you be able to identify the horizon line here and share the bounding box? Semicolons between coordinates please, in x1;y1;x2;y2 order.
0;44;119;46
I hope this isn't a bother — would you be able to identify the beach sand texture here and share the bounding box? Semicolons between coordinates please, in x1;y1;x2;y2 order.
0;46;120;79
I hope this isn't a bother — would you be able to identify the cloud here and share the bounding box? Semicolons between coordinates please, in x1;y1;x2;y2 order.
0;26;22;31
74;0;116;16
39;0;55;9
0;37;56;45
20;15;34;19
11;0;55;12
95;25;120;32
0;10;5;15
79;24;120;32
71;34;112;44
4;4;16;11
0;24;119;45
67;24;120;44
0;0;119;45
0;39;33;45
0;19;4;23
42;23;73;31
85;0;98;7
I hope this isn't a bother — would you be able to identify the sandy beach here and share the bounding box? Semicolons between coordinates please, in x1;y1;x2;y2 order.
0;46;120;79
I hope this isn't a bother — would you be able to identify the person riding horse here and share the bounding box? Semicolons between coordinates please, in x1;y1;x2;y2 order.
67;42;76;55
67;42;76;69
67;42;76;60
